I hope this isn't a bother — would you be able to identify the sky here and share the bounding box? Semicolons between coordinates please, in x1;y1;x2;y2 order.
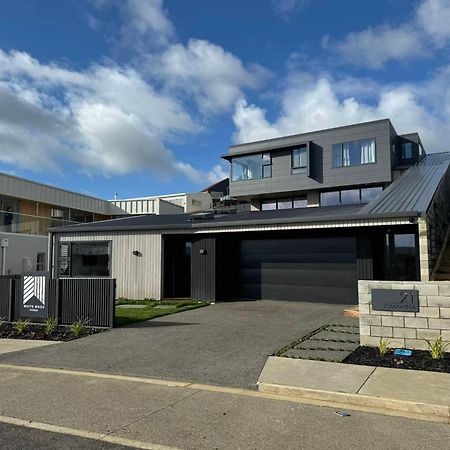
0;0;450;200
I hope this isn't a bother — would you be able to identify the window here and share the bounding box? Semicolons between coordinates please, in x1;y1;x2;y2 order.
402;142;413;160
277;199;293;209
261;200;277;211
231;153;272;181
321;186;383;206
36;252;45;271
293;198;307;209
292;147;308;174
59;241;110;277
332;138;376;168
361;186;383;203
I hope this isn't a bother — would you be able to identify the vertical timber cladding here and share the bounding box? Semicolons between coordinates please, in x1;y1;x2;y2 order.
238;233;359;304
191;236;216;301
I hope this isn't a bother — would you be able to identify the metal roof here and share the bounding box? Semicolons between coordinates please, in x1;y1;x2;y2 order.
361;152;450;215
50;203;417;234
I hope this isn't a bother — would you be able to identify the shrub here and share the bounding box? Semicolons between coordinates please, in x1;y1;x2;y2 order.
378;337;390;356
45;317;57;335
14;319;30;334
426;336;449;360
0;316;5;328
70;319;88;337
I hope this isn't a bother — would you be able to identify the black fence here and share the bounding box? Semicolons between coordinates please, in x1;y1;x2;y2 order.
0;276;115;328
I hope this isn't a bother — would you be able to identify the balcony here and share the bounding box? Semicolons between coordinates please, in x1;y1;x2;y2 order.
0;210;77;236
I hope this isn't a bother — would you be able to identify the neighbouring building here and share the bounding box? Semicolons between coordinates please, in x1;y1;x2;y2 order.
110;192;213;215
0;172;126;275
49;119;450;304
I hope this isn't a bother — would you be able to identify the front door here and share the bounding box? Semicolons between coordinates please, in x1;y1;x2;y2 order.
383;232;419;280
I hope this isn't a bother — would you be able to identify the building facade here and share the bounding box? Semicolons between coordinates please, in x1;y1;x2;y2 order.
49;119;450;304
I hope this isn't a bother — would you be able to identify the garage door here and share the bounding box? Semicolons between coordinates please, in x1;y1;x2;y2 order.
238;237;357;304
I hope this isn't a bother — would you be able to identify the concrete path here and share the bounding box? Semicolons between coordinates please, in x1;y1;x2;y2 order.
0;301;346;388
0;338;59;355
258;356;450;422
1;363;449;450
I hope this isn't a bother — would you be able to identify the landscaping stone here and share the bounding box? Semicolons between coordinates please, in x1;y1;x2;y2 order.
284;348;354;362
309;330;359;342
295;339;359;352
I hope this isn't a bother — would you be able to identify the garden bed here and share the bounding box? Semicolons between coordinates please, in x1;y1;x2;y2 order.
0;322;104;342
343;346;450;373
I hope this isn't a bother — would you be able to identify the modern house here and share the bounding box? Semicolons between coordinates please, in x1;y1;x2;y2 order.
48;119;450;304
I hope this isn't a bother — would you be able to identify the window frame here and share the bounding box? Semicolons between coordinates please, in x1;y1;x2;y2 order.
332;138;377;169
291;146;308;174
320;186;383;207
58;240;112;278
402;142;413;160
231;152;272;182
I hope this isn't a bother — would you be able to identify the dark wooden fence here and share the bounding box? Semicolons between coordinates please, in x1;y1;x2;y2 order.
0;276;115;328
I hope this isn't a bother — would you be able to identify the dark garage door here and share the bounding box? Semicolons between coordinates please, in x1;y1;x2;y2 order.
239;237;357;304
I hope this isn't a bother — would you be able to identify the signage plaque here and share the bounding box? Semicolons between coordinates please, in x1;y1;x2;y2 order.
372;289;419;313
20;272;50;319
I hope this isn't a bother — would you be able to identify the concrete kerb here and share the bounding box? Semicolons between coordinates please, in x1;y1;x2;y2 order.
257;357;450;424
257;383;450;424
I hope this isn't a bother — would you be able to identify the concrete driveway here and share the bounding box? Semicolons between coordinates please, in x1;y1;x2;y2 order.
0;301;349;388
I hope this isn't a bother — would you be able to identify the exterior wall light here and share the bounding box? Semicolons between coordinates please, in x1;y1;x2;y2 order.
132;250;142;257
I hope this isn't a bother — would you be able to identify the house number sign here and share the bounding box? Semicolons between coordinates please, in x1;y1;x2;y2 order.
372;289;419;313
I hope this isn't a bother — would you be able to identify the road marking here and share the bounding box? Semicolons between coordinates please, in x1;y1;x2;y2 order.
0;414;180;450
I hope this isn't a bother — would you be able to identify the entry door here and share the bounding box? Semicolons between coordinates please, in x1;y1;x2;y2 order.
383;232;418;280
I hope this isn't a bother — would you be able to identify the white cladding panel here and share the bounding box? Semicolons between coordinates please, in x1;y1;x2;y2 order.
58;232;162;299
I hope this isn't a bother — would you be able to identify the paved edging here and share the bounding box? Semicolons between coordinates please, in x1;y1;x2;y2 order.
258;382;450;424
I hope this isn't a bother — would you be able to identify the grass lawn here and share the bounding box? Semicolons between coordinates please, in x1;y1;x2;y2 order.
115;299;209;327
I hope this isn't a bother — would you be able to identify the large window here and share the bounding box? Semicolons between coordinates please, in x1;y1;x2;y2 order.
292;147;308;174
321;186;383;206
261;197;307;210
332;138;376;168
231;153;272;181
402;142;413;160
59;241;110;277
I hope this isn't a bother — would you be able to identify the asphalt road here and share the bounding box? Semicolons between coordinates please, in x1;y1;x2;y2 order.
0;423;130;450
0;300;349;388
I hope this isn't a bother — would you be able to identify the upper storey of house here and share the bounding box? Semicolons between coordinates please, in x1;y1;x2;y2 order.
222;119;425;210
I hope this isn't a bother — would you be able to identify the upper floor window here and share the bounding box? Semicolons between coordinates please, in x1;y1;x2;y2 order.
261;197;307;211
402;142;413;160
292;147;308;174
332;138;376;168
320;186;383;207
231;153;272;182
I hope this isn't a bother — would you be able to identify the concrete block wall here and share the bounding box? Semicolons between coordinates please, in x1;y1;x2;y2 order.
418;218;430;281
359;280;450;350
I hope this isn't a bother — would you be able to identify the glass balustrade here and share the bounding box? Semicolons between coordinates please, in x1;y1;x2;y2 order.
0;210;77;236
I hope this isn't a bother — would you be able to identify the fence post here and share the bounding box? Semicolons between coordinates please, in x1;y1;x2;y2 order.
109;280;116;328
8;278;13;322
55;278;60;325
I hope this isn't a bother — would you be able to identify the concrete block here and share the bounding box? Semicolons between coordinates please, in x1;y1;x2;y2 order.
359;293;371;304
405;339;428;350
404;317;428;328
415;284;439;296
428;318;450;330
387;339;408;348
441;330;450;341
438;284;450;296
381;316;404;327
358;304;370;315
360;335;383;347
392;311;416;317
415;307;440;318
416;329;442;340
360;315;381;326
370;326;393;337
393;328;416;339
390;283;414;290
358;283;369;294
440;307;450;319
427;296;450;307
359;325;371;336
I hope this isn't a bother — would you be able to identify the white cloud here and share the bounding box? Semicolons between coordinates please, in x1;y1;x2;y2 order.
233;69;450;153
324;25;426;69
271;0;307;21
145;39;269;113
94;0;175;49
325;0;450;68
174;161;227;184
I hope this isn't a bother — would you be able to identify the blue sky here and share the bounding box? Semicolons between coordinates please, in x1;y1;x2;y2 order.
0;0;449;199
